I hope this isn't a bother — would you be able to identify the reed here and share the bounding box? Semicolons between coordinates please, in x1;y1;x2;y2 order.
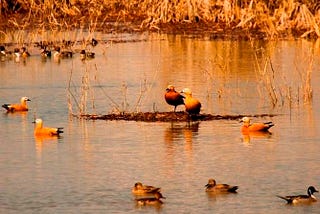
250;39;315;109
1;0;319;38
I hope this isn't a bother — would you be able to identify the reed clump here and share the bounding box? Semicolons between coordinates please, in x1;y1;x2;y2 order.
1;0;320;38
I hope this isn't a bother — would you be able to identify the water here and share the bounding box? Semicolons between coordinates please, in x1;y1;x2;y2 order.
1;33;320;213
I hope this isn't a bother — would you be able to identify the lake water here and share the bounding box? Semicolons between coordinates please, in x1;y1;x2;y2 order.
1;32;320;213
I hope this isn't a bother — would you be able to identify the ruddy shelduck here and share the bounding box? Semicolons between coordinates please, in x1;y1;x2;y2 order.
277;186;318;204
205;178;238;193
181;88;201;114
240;117;274;133
132;182;161;195
2;97;31;112
34;118;63;136
135;192;165;206
164;85;184;112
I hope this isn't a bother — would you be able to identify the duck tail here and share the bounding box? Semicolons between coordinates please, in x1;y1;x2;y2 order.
276;195;290;203
57;127;64;134
228;186;238;193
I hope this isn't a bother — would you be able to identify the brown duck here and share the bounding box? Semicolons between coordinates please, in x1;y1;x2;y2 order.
164;85;184;112
205;178;238;193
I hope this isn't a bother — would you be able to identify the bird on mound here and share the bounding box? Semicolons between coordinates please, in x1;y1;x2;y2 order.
277;186;318;204
2;97;31;112
164;85;184;112
33;118;63;136
135;192;165;206
205;178;238;193
181;88;201;115
132;182;161;195
240;117;274;132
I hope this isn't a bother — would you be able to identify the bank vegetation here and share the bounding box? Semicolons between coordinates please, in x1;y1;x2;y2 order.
0;0;320;39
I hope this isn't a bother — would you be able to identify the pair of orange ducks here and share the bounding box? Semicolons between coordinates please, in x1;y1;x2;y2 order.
165;85;274;132
165;85;202;114
2;97;63;137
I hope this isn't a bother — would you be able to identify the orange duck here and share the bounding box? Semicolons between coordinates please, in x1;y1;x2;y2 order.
164;85;184;112
181;88;201;114
34;118;63;136
240;117;274;133
2;97;31;112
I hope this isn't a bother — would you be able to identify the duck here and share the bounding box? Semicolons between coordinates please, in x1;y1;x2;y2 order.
53;46;73;59
205;178;238;193
21;47;30;57
164;85;184;112
132;182;161;195
181;88;201;114
277;186;318;204
2;97;31;112
40;46;51;58
240;117;274;133
91;38;98;46
33;118;64;136
135;192;165;206
80;49;95;60
0;45;6;56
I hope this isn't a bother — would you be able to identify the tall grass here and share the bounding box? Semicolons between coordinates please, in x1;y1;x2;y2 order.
1;0;319;38
251;39;314;109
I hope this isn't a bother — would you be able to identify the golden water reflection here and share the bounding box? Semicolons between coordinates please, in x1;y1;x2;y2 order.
241;131;273;144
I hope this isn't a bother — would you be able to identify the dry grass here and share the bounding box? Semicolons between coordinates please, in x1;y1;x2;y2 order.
250;38;315;109
1;0;320;38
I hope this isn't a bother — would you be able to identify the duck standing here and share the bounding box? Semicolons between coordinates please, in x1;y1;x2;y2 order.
164;85;184;112
181;88;201;115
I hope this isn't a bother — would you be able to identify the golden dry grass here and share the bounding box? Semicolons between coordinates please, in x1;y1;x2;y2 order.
0;0;319;38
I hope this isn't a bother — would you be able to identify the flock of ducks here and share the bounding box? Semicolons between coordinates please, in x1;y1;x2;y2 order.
0;39;97;63
163;85;318;206
2;97;63;137
132;181;318;206
2;87;318;207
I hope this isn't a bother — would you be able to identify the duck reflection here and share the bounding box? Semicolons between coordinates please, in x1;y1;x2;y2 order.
164;122;199;145
241;131;272;144
34;135;61;155
164;121;199;169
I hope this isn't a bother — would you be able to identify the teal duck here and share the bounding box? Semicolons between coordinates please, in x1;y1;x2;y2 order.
132;182;161;195
205;178;238;193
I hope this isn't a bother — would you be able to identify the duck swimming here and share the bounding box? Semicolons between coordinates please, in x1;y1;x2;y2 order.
33;118;64;136
2;97;31;112
277;186;318;204
205;178;238;193
132;182;161;195
240;117;274;133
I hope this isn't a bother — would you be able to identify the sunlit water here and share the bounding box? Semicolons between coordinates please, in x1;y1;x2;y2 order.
1;33;320;213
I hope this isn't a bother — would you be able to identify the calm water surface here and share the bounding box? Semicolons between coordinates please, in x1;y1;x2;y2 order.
1;33;320;213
